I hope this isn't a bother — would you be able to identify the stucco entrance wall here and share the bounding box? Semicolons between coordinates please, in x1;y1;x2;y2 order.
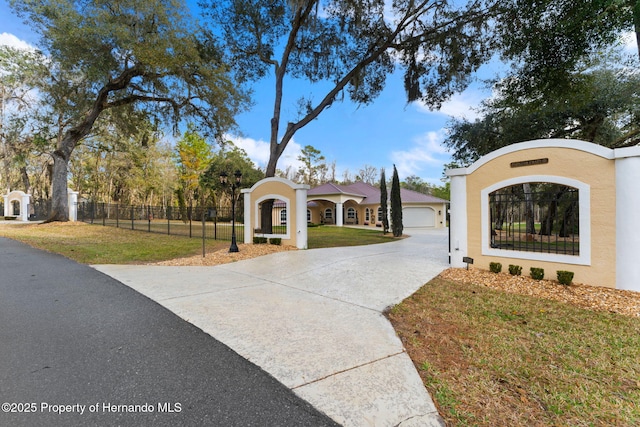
242;177;310;249
3;190;32;221
448;139;617;289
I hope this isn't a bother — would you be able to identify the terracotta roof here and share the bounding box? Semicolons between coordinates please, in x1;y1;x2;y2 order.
308;181;448;204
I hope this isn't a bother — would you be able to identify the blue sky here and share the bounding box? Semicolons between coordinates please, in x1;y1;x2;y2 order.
7;1;632;186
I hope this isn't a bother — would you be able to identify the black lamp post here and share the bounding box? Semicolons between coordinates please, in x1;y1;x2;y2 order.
219;169;242;253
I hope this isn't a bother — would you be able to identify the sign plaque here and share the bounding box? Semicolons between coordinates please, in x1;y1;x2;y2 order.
510;158;549;168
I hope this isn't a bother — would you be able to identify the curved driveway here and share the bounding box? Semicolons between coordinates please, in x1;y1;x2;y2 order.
95;228;449;426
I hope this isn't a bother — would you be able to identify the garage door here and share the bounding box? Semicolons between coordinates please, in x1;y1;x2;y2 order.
402;207;435;227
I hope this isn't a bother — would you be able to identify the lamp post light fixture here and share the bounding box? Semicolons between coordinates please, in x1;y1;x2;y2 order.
219;170;243;253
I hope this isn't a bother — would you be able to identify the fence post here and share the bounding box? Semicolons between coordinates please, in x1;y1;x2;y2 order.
131;206;134;230
167;206;171;235
116;203;119;228
202;208;206;257
102;203;106;226
214;209;218;240
148;205;151;232
189;203;192;238
91;202;95;224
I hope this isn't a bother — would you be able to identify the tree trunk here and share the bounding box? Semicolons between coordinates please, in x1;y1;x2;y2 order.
523;183;535;234
260;200;274;234
48;149;70;222
634;0;640;61
558;200;576;237
539;188;567;236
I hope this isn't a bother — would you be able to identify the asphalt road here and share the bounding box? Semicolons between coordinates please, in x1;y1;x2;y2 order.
0;237;339;427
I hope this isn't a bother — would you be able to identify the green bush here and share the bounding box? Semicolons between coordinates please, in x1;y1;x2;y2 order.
253;236;268;244
530;267;544;280
489;262;502;273
508;264;522;276
269;238;282;245
557;270;574;286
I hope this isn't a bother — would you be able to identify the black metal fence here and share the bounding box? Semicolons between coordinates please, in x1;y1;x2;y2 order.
489;184;579;255
78;202;244;243
31;198;51;220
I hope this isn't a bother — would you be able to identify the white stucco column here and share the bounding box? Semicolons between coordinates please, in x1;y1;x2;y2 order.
295;187;308;249
615;147;640;291
242;189;252;244
446;169;468;268
67;189;78;221
336;202;344;226
3;193;8;217
20;193;31;221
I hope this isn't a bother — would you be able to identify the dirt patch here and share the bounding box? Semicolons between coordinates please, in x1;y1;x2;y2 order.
440;267;640;317
148;243;298;266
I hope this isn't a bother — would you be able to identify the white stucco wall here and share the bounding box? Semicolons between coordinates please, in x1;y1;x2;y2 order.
615;147;640;291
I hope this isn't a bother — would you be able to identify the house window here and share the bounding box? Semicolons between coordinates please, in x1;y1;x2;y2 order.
307;209;311;222
280;209;287;225
347;207;356;219
377;207;382;221
365;208;370;222
489;183;579;256
324;208;333;221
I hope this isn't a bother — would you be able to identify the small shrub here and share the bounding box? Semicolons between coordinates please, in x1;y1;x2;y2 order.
557;270;574;286
508;264;522;276
269;238;282;245
530;267;544;280
253;236;268;244
489;262;502;273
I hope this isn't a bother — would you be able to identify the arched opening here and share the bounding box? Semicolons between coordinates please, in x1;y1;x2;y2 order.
346;206;356;224
324;207;333;224
257;198;288;235
489;182;580;255
11;200;20;216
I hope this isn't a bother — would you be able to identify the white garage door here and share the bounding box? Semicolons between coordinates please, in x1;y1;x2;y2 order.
402;207;435;227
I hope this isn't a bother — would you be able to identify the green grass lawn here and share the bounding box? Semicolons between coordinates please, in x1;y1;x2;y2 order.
0;222;396;263
388;277;640;426
307;225;397;248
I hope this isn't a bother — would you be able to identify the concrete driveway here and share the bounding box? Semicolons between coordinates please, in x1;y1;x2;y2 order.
94;228;450;426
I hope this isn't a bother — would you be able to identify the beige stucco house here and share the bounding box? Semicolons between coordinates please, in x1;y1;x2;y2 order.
306;181;448;228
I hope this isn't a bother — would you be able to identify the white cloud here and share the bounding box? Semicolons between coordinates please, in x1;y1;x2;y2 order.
621;31;638;54
416;88;484;120
227;134;304;172
0;32;35;50
390;130;451;180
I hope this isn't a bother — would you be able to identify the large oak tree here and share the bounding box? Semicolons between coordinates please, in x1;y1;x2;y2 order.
200;0;499;177
10;0;247;221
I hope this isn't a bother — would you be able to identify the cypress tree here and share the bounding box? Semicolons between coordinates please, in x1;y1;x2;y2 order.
390;165;403;237
379;168;389;234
